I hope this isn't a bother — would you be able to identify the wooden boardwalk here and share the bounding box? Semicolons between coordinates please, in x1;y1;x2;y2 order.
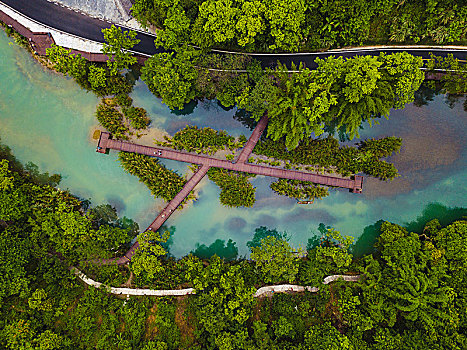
97;134;362;192
235;113;268;164
95;117;363;265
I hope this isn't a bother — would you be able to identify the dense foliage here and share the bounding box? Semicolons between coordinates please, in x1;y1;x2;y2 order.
239;53;423;149
132;0;466;52
118;152;188;202
270;179;329;201
140;49;257;110
141;50;199;110
101;25;140;75
142;49;422;150
207;168;256;207
156;125;245;155
95;103;129;138
123;106;151;130
254;136;402;180
46;45;133;97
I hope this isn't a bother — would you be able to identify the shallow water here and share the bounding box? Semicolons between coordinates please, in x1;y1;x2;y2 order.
1;30;466;258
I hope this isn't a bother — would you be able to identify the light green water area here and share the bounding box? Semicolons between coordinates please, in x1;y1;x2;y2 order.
1;31;466;257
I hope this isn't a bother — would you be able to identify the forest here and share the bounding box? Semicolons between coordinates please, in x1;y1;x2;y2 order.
1;146;466;349
1;7;467;349
131;0;467;52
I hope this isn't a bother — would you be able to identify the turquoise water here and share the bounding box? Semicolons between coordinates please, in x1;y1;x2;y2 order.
1;30;466;257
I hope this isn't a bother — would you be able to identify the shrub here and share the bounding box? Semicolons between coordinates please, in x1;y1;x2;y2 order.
123;106;151;130
207;168;256;207
95;103;129;138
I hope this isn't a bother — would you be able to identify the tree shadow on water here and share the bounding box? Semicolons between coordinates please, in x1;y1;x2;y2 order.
352;220;384;258
191;239;239;261
352;202;467;258
403;202;467;234
170;100;198;116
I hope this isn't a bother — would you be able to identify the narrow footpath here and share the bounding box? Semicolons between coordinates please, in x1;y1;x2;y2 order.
72;266;362;297
96;113;362;265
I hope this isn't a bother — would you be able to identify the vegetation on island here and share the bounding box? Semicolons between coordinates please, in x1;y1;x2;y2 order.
207;167;256;207
156;125;246;155
2;149;466;348
254;136;402;180
132;0;467;52
270;179;329;201
118;152;189;203
95;102;129;138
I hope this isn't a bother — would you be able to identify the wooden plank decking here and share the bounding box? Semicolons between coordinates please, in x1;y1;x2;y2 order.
100;135;360;190
236;113;268;164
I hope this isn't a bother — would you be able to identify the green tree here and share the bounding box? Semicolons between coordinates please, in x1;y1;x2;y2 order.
236;1;266;47
141;50;198;110
131;230;169;278
304;322;354;350
154;4;191;49
250;235;303;283
88;65;108;92
265;0;308;51
101;25;140;75
193;0;238;47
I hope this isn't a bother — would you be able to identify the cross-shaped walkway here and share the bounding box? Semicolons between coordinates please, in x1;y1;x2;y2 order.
96;114;363;264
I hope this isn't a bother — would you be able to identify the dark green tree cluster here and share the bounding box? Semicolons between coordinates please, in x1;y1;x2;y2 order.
132;0;466;52
254;136;402;180
207;167;256;207
191;238;239;261
96;99;150;139
118;152;187;202
141;49;422;151
250;235;303;284
328;219;467;348
101;25;141;76
183;255;256;348
141;50;199;110
123;106;151;130
0;158;135;266
270;179;329;201
95;102;129;138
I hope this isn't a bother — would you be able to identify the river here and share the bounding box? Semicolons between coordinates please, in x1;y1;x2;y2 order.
1;30;466;258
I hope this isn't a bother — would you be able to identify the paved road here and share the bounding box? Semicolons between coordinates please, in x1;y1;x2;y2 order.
1;0;163;56
3;0;466;67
